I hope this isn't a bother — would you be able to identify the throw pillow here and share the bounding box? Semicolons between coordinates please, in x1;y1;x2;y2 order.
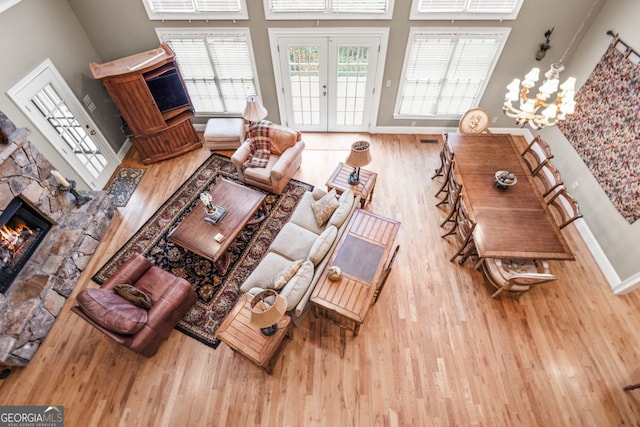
270;259;304;290
308;225;338;266
328;189;355;228
269;124;300;155
76;288;148;335
311;189;339;227
113;284;153;310
243;120;271;169
279;260;314;311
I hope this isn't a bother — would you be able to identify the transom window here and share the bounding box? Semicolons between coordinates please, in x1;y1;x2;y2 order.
264;0;393;20
156;28;259;115
410;0;523;20
142;0;248;20
394;28;510;119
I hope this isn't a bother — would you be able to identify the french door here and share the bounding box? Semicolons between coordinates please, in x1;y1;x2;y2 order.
8;59;119;190
270;29;388;132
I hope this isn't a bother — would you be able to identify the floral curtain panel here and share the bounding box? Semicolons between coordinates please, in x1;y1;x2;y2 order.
558;38;640;224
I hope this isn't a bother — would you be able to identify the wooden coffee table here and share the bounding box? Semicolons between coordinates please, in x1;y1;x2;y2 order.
311;209;400;356
215;293;293;374
168;178;265;272
326;162;377;208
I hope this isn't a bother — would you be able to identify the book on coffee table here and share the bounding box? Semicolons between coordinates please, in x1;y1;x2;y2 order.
204;205;227;225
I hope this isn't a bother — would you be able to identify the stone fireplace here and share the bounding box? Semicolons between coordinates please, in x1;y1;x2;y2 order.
1;196;53;292
0;111;115;368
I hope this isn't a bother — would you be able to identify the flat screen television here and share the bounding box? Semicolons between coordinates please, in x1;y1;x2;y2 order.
146;71;191;113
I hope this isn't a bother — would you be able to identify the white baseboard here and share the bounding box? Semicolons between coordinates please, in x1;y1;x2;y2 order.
573;219;640;294
117;138;132;160
614;272;640;295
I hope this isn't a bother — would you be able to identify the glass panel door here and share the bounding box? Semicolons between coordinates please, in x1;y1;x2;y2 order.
8;59;119;190
30;84;108;180
273;32;383;132
278;38;327;131
329;38;379;130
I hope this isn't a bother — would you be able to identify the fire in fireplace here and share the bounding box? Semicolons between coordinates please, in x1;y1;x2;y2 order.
0;197;52;293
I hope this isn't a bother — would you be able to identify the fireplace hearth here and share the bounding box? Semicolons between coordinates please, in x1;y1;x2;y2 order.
0;197;53;293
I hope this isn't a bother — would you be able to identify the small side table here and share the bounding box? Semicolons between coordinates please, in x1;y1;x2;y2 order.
326;162;377;208
215;293;292;374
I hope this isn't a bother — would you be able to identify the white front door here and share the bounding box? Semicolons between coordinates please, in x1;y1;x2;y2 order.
8;59;119;190
270;29;388;132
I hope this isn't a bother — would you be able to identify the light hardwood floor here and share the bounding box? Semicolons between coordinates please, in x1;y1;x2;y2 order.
2;132;640;426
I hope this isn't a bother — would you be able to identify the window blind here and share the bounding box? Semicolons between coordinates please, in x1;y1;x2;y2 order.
143;0;246;19
148;0;241;12
267;0;391;16
163;31;257;114
413;0;522;19
397;31;505;117
418;0;519;13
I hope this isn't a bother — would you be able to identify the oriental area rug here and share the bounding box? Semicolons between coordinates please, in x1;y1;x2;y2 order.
105;167;147;207
92;154;313;348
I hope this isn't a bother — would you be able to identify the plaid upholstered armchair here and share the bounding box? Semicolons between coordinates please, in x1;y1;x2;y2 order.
231;120;305;195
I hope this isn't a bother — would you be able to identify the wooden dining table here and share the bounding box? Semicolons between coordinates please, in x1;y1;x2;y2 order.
446;133;574;261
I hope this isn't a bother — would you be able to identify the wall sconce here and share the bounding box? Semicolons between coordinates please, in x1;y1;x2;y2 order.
536;28;554;61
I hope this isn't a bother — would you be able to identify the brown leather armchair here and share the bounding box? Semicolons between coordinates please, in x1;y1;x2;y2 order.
71;253;197;357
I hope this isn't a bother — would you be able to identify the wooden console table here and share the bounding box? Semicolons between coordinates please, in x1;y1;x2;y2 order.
215;294;292;374
311;209;400;356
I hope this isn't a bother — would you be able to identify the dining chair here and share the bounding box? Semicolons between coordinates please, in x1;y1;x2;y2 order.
458;108;490;134
431;132;449;179
522;135;554;175
547;187;583;229
479;258;559;299
534;162;564;198
438;172;462;232
448;197;477;265
434;145;455;199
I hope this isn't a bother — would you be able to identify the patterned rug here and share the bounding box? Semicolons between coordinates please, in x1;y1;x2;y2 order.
106;167;147;207
92;154;313;348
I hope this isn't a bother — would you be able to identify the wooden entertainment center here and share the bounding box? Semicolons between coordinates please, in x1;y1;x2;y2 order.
91;44;201;164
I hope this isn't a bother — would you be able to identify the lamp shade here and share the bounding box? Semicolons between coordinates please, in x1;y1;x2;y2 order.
242;95;268;122
345;140;371;168
250;289;287;328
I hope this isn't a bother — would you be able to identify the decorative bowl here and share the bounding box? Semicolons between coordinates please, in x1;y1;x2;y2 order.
495;170;517;189
327;266;343;281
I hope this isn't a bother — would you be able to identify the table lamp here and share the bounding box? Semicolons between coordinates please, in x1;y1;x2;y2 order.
345;140;371;185
242;95;268;124
250;289;287;336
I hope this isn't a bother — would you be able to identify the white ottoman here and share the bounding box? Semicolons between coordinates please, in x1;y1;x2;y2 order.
203;118;245;150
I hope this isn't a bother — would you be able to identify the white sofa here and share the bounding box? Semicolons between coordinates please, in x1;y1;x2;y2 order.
241;187;359;325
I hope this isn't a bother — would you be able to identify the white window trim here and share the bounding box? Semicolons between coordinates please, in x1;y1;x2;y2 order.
155;27;261;116
409;0;523;21
393;27;511;120
263;0;394;20
142;0;248;21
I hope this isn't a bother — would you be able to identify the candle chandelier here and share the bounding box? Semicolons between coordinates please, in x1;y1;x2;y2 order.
503;63;576;129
